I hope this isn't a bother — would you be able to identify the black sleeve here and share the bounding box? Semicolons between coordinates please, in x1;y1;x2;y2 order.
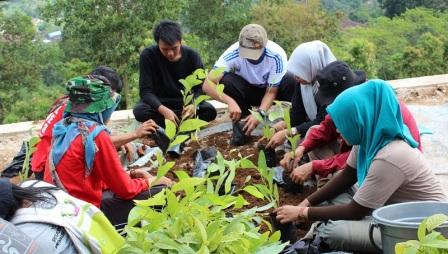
190;49;205;98
290;85;307;127
308;200;372;221
139;49;162;109
307;164;357;206
295;104;328;137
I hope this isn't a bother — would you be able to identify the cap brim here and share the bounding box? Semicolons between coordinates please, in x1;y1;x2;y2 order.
315;90;336;106
239;47;263;60
352;70;367;86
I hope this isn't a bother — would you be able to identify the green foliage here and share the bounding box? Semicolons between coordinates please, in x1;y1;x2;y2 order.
121;173;287;253
19;136;40;182
395;214;448;254
245;151;280;208
379;0;448;17
321;0;382;23
251;0;342;55
1;85;64;124
41;0;185;107
182;0;253;67
330;8;448;80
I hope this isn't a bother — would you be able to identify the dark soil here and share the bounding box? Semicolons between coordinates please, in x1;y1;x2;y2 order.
144;130;315;238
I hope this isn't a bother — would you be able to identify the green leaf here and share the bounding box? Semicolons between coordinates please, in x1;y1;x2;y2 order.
244;175;252;184
184;94;194;105
174;170;189;181
422;239;448;248
169;134;189;147
166;190;179;216
156;161;175;182
29;136;40;148
208;67;225;80
165;119;177;140
283;107;292;131
240;158;256;169
172;177;206;193
134;190;167;207
249;109;264;123
225;168;236;194
268;110;284;122
179;118;209;132
216;83;225;98
255;242;289;254
194;217;208;244
258;151;268;176
425;214;448;232
418;217;428;241
243;186;265;199
194;94;211;106
268;230;281;243
193;68;206;79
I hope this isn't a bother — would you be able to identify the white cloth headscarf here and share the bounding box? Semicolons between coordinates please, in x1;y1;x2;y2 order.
287;40;336;120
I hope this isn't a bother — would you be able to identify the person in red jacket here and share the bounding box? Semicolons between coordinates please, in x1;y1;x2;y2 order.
32;66;156;180
43;76;173;229
280;62;422;184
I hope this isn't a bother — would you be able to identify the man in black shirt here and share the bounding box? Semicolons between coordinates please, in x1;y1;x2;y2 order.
133;20;217;127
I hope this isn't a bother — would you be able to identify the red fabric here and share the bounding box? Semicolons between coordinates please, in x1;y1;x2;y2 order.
31;98;67;173
302;102;421;177
43;130;148;207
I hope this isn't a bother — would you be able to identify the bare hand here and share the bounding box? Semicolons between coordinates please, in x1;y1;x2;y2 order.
280;152;294;172
242;115;260;135
122;143;135;162
227;99;242;121
182;104;195;120
134;120;158;139
292;146;305;169
159;107;179;125
274;205;309;224
130;168;152;179
290;162;313;184
266;129;288;149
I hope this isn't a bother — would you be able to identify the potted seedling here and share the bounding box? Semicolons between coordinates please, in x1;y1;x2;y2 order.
242;151;297;243
249;105;284;168
279;105;303;194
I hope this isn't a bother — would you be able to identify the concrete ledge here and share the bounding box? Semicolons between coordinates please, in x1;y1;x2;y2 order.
388;74;448;89
0;74;447;136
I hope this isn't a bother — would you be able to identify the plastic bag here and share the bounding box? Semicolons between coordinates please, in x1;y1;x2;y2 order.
192;147;218;177
1;141;31;178
149;126;170;153
231;121;249;146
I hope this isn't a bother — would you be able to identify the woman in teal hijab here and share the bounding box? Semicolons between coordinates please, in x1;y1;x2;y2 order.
274;80;446;253
327;79;418;186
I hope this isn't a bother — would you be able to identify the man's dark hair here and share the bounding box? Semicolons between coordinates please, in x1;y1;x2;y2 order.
89;66;123;94
153;19;182;45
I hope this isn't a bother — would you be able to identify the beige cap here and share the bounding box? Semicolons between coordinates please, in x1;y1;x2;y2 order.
239;24;268;60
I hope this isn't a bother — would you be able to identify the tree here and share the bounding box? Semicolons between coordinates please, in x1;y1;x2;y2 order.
251;0;342;55
182;0;252;68
0;12;65;123
329;8;448;80
379;0;448;17
41;0;185;108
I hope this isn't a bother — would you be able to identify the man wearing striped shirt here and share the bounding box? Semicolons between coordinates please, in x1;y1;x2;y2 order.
203;24;296;137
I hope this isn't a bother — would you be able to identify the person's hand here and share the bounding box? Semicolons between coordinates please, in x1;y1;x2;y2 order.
121;143;135;162
266;129;288;149
274;205;309;224
129;168;152;179
227;99;242;121
134;119;158;139
298;198;310;208
242;115;260;135
272;121;286;132
292;145;306;169
182;104;195;120
160;106;179;125
290;162;313;184
280;151;294;172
